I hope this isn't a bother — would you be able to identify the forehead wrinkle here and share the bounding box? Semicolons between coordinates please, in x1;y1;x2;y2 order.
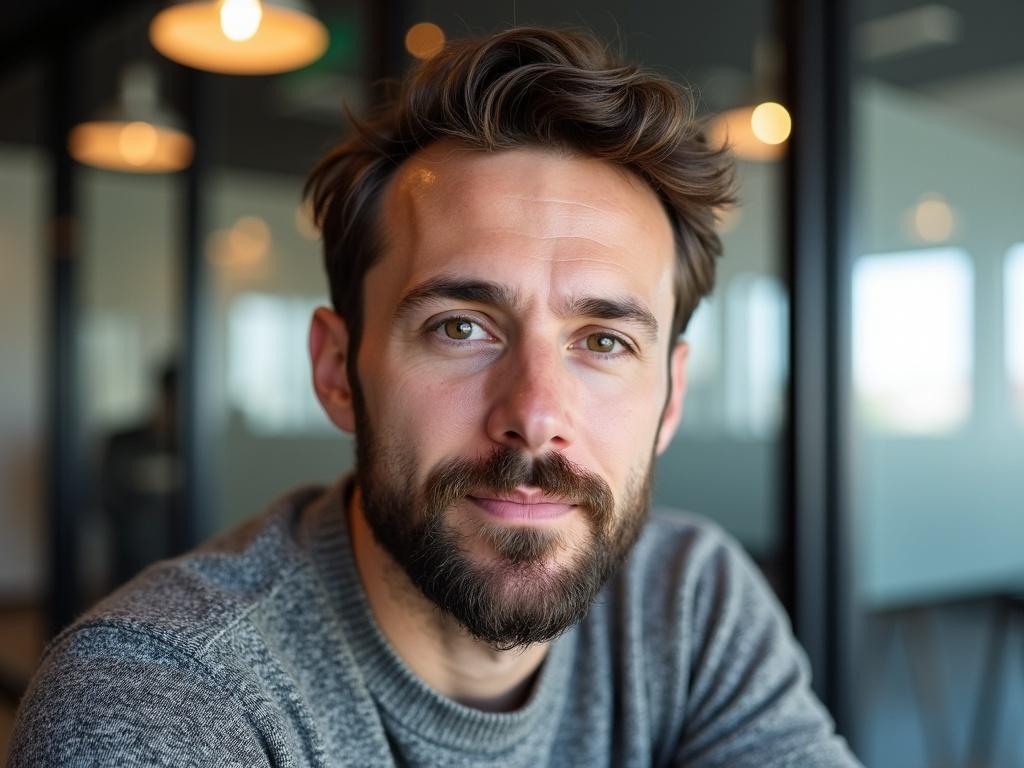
497;194;629;216
488;194;636;236
485;229;618;251
380;146;677;327
390;151;670;259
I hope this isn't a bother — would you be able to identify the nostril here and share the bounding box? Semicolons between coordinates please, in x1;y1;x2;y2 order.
503;430;526;445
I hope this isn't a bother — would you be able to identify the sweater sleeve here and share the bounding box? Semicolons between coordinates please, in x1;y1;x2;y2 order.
673;531;862;768
7;624;273;768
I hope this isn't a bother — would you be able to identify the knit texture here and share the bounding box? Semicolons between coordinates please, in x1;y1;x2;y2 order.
9;481;861;767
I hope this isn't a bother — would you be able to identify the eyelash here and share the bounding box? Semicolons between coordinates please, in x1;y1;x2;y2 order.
425;315;637;358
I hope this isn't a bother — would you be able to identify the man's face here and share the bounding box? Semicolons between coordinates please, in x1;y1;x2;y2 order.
326;142;686;649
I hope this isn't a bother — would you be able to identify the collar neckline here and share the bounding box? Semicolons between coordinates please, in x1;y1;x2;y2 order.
307;478;577;754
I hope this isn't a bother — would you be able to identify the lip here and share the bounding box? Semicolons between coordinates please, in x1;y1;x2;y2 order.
467;493;576;520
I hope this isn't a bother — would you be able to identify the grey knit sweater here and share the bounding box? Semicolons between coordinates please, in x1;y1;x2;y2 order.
9;481;861;767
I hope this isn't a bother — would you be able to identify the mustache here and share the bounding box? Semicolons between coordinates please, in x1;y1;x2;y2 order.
422;446;615;527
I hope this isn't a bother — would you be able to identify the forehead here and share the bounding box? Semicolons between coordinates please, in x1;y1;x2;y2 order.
372;142;677;316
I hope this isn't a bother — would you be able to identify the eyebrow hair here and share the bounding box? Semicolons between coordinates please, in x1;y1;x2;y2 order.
394;274;659;341
394;276;521;321
559;296;659;342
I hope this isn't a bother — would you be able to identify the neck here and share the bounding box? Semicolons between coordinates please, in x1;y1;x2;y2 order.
347;487;550;713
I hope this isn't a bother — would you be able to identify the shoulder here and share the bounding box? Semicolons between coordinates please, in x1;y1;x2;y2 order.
8;622;268;767
8;483;333;767
612;508;794;692
80;483;328;655
635;508;735;556
626;509;767;608
619;513;861;766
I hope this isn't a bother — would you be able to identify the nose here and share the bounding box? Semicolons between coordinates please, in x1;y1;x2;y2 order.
484;342;576;454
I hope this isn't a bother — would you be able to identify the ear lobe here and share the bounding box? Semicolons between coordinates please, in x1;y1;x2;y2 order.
309;307;357;433
655;340;689;455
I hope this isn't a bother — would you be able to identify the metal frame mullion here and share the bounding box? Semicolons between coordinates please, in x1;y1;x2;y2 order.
782;0;857;740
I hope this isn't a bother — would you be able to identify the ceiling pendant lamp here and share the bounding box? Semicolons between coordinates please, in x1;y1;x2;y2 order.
149;0;329;75
68;63;194;173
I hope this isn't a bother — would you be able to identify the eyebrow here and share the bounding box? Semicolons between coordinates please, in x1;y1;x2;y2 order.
558;295;659;342
394;274;659;341
394;276;521;320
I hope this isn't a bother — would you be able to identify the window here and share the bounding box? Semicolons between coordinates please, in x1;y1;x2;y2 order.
1007;245;1024;418
852;248;973;433
227;293;328;433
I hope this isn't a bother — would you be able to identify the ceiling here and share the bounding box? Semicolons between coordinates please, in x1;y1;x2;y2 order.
1;0;1023;177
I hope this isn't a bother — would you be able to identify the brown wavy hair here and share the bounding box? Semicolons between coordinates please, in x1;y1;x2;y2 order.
304;26;736;357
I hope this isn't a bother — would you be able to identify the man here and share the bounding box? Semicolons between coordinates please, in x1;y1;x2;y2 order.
10;28;861;767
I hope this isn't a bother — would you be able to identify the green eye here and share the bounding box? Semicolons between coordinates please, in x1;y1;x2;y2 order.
443;318;475;340
586;333;620;353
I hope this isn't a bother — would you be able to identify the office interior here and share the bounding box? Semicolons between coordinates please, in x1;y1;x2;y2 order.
1;0;1022;765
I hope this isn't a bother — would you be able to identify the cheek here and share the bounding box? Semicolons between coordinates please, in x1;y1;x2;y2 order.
575;368;665;482
362;352;489;464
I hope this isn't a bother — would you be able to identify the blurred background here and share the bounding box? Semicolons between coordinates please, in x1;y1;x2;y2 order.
1;0;1022;765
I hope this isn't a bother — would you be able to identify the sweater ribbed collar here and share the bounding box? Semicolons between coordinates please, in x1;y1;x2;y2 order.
308;479;578;755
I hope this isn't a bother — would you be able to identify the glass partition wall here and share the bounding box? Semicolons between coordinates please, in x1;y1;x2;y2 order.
850;1;1024;763
73;9;186;602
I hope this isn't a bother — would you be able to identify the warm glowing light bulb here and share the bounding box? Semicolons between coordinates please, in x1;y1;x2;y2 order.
118;121;159;166
405;22;445;60
910;194;956;243
228;215;271;262
750;102;791;145
220;0;263;42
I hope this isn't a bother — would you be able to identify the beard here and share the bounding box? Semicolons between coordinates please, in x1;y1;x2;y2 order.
353;403;654;651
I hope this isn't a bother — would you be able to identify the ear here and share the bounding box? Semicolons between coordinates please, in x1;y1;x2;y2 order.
309;307;356;433
655;340;689;455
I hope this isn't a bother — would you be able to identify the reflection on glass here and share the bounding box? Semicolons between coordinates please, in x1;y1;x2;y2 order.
1007;245;1024;417
904;193;956;244
852;248;973;433
227;293;327;433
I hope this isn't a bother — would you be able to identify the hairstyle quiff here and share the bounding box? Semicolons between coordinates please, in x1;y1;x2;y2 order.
304;26;736;348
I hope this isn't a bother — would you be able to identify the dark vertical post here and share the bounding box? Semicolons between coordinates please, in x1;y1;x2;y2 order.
175;66;211;554
782;0;856;740
46;34;80;638
367;0;409;105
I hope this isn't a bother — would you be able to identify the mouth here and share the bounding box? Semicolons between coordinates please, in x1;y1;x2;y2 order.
466;490;577;521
